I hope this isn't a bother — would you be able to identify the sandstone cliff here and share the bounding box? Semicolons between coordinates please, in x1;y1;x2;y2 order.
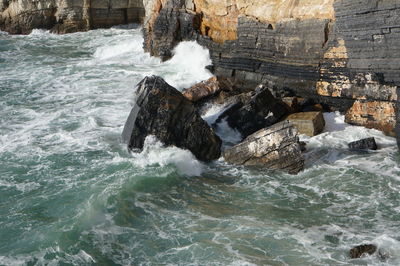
143;0;400;143
0;0;145;34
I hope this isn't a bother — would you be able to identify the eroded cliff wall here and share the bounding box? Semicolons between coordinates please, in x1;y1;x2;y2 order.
143;0;400;139
0;0;145;34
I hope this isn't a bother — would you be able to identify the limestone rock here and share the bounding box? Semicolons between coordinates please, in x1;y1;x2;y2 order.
345;100;396;137
349;244;377;259
182;76;220;102
348;137;378;151
143;0;400;140
122;76;222;162
215;85;288;139
286;112;325;137
223;121;304;174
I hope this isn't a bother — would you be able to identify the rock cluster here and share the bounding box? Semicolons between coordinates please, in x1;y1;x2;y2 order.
142;0;400;148
0;0;145;34
122;76;221;162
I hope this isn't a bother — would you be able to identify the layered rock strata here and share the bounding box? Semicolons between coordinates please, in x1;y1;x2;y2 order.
122;76;222;162
142;0;400;147
223;121;304;174
0;0;145;34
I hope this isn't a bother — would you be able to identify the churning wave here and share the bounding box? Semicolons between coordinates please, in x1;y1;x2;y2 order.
1;25;400;265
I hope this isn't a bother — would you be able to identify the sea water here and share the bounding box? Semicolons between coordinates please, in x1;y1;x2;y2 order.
1;25;400;265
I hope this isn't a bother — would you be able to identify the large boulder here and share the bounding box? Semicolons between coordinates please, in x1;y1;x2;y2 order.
214;85;289;139
223;121;304;174
286;111;325;137
122;76;222;162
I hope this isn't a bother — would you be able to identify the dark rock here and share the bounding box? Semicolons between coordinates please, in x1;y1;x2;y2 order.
223;121;304;174
214;85;288;139
143;1;400;137
349;244;377;259
299;141;307;152
348;137;378;151
122;76;222;162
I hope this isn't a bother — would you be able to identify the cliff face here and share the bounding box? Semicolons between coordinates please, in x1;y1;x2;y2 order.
143;0;400;141
0;0;145;34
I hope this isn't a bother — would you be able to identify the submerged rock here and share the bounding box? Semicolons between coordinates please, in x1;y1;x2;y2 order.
348;137;378;150
215;85;288;139
349;244;377;259
223;121;304;174
286;111;325;137
122;76;222;162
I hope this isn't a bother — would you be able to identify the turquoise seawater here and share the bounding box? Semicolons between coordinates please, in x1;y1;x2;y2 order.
1;25;400;265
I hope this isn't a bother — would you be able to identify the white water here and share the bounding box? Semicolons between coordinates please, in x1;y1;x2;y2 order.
1;25;400;266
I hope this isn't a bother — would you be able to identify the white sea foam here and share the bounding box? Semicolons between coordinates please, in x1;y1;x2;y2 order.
202;103;242;146
130;136;204;176
162;41;213;90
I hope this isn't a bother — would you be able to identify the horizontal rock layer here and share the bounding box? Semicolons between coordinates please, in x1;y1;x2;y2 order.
0;0;145;34
143;0;400;147
223;121;304;174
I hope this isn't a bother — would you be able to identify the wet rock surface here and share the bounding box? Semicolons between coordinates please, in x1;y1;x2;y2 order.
122;76;222;162
143;0;400;142
348;137;378;151
223;121;304;174
214;85;288;139
349;244;377;259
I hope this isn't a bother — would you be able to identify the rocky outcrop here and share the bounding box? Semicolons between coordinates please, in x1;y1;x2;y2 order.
0;0;145;34
122;75;221;162
142;0;400;147
345;100;396;136
215;85;288;139
223;121;304;174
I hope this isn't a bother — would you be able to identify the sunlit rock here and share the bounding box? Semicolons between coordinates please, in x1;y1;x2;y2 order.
286;112;325;137
223;121;304;174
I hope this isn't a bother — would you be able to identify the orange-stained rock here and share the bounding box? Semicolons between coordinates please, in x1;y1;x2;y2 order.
182;77;220;102
345;100;396;136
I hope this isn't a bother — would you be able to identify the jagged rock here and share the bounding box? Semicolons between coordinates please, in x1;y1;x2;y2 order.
349;244;377;259
214;85;288;139
348;137;378;151
143;0;400;139
122;76;222;162
223;121;304;174
182;76;220;102
286;112;325;137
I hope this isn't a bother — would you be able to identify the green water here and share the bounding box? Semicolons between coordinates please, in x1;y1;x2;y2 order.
1;26;400;265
